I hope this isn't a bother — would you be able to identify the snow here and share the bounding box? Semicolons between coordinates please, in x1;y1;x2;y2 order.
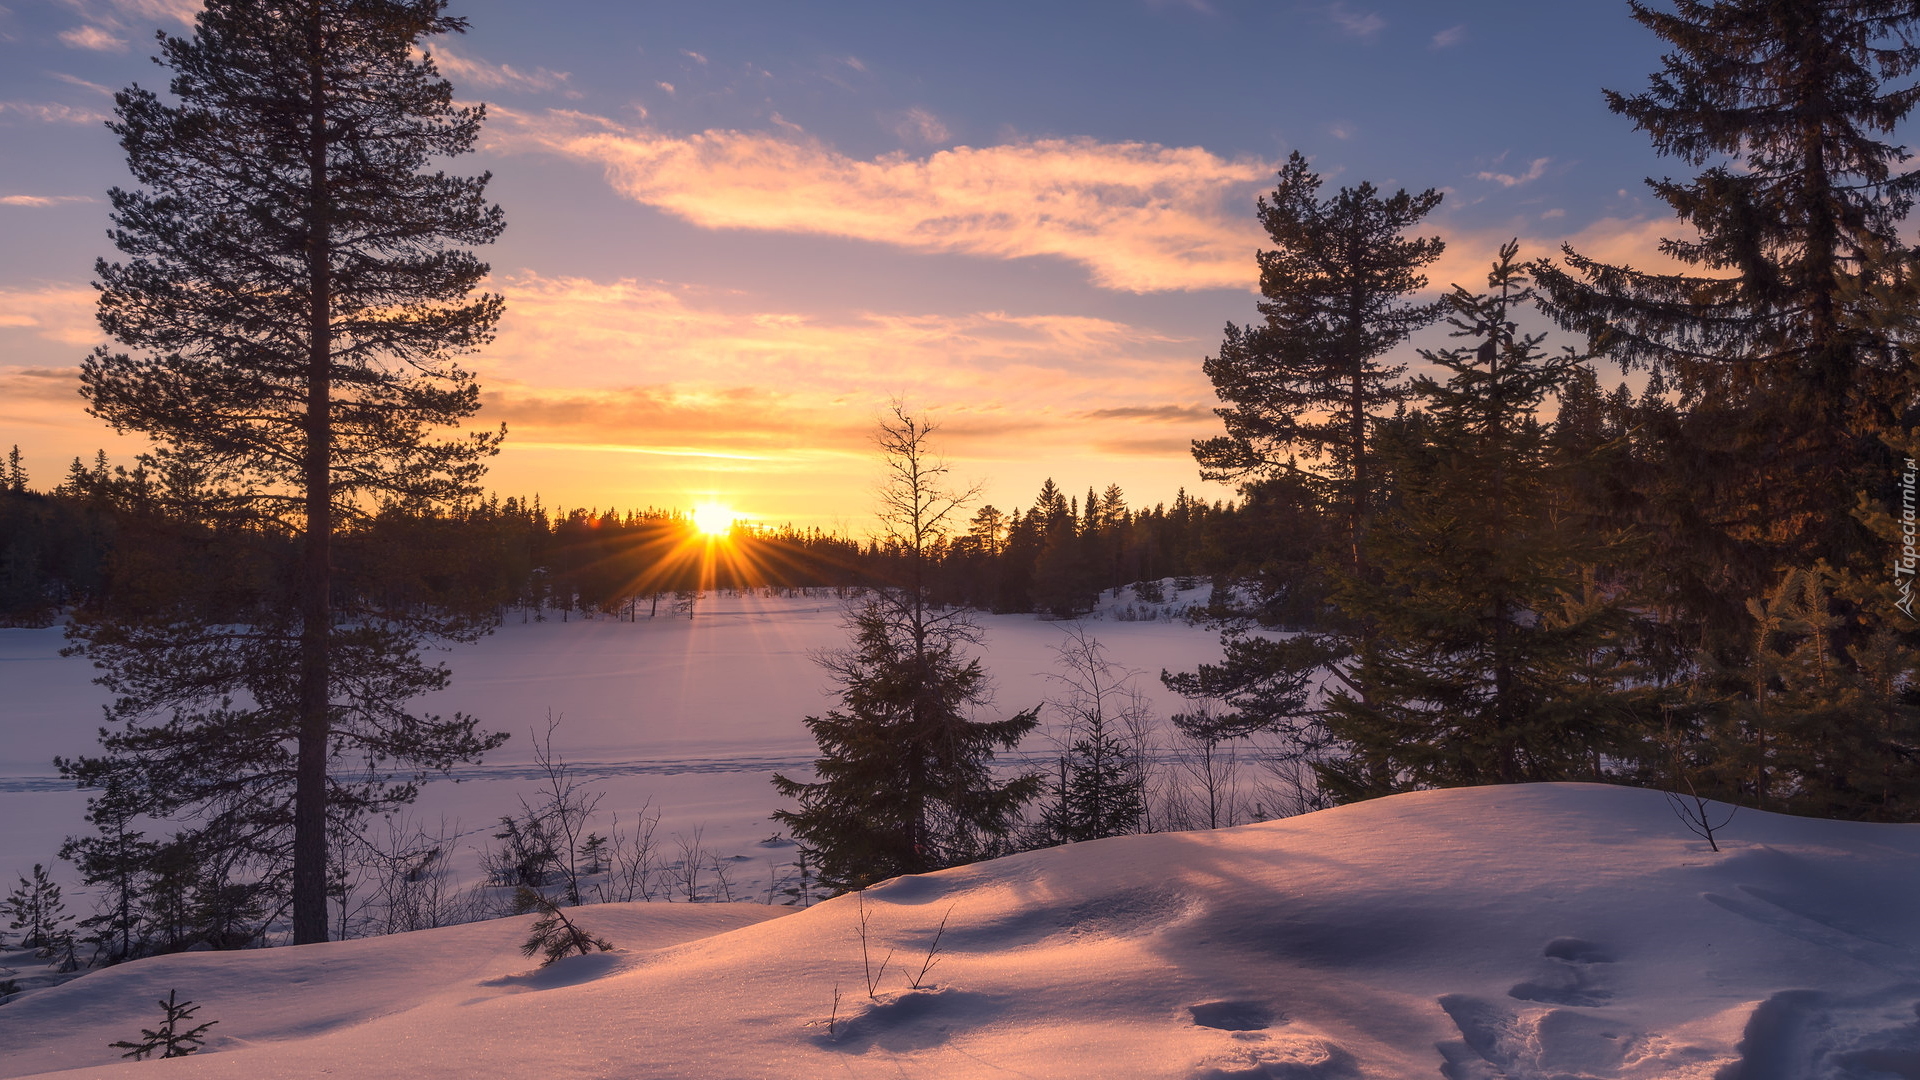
6;782;1919;1078
1;589;1230;915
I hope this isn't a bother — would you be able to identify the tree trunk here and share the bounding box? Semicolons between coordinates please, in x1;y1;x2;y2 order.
292;6;334;945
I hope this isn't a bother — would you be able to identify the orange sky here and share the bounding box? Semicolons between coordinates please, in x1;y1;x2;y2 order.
0;1;1689;533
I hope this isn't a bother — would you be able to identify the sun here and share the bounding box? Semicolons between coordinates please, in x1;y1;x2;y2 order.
691;502;735;538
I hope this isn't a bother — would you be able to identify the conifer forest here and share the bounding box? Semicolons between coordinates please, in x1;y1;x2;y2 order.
2;0;1919;1038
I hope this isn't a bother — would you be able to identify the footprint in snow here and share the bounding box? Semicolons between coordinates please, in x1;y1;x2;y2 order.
1188;1000;1280;1031
1508;936;1614;1007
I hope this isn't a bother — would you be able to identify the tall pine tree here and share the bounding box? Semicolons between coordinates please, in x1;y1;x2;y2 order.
1193;151;1445;574
67;0;507;942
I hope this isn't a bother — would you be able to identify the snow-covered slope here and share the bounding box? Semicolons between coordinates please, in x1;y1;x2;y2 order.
7;783;1918;1079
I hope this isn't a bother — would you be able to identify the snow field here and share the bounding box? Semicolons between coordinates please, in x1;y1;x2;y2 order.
5;782;1919;1078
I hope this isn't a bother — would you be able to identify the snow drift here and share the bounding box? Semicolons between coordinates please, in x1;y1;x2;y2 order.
5;782;1916;1079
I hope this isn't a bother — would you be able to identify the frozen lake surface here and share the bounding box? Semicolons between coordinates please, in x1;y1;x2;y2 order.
0;589;1227;897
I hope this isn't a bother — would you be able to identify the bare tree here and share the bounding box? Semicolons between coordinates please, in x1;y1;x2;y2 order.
1171;699;1243;830
595;804;662;903
671;828;707;902
522;717;602;905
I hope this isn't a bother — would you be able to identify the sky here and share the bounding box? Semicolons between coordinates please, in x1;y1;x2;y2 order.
0;0;1693;531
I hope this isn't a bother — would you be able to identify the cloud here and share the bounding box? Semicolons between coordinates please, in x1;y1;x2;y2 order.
0;101;109;123
0;283;100;345
74;0;199;23
51;72;114;95
680;48;707;65
1328;122;1355;141
892;107;950;144
54;0;199;55
0;366;85;406
656;81;675;96
466;271;1219;462
1147;0;1217;14
0;101;108;124
1424;216;1698;296
427;44;572;95
58;24;125;50
1326;3;1385;39
1079;405;1213;423
1431;24;1466;49
0;194;96;206
485;108;1274;292
1476;156;1552;187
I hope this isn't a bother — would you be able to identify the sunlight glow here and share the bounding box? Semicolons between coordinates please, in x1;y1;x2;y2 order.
691;502;735;537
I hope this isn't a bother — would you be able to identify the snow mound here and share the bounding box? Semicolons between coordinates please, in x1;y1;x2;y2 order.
7;783;1920;1079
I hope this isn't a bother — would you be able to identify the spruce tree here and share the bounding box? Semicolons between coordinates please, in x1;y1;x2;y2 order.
1316;246;1661;798
1039;627;1148;843
1193;151;1445;573
773;408;1041;892
66;0;507;943
1533;0;1920;578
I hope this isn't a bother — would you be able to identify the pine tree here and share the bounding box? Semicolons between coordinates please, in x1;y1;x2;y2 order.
511;887;611;966
59;775;159;965
3;864;75;965
1316;246;1661;798
66;0;508;943
773;408;1042;892
1193;150;1446;573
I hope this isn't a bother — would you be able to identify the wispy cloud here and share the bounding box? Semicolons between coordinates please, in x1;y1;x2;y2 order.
0;283;100;344
1147;0;1217;14
0;194;96;206
54;0;199;54
1326;3;1385;39
1079;404;1214;423
485;108;1273;292
1431;24;1466;49
891;107;949;144
427;44;573;96
75;0;200;23
470;271;1216;459
0;101;110;123
1476;156;1552;187
679;48;707;65
51;72;114;95
58;24;125;50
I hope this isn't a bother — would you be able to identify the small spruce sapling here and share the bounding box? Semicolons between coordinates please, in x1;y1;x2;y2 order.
511;887;612;966
110;990;216;1059
3;864;74;964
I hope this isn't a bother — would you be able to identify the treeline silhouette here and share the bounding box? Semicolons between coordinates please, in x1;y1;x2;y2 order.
0;449;1247;626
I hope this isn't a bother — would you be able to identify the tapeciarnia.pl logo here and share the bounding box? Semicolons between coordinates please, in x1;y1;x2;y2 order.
1899;458;1918;621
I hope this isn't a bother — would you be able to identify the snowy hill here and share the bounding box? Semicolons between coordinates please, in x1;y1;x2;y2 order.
6;783;1919;1079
